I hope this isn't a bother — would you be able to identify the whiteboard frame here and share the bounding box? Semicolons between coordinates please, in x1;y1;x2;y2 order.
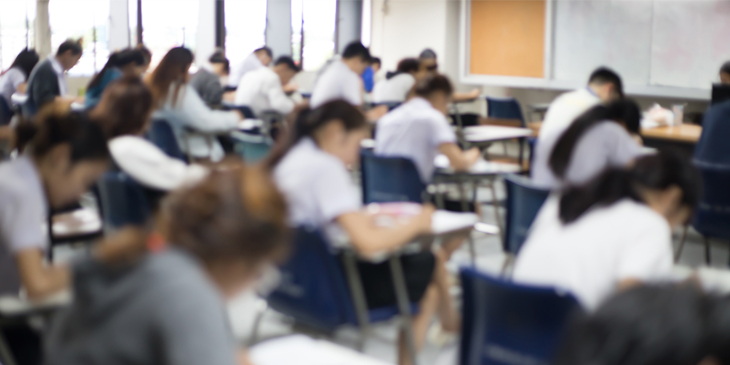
458;0;711;100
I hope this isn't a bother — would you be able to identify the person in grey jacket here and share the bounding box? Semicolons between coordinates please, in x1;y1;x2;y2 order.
23;40;82;117
190;51;230;106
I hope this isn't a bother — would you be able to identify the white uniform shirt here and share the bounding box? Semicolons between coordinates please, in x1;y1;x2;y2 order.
513;197;673;310
372;73;416;104
0;156;48;295
228;53;264;88
234;67;294;116
375;97;458;182
152;83;239;161
50;57;68;96
273;138;361;247
532;88;600;188
310;60;362;108
0;67;26;101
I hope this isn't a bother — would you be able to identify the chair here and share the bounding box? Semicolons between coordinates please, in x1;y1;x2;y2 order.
146;119;187;162
486;97;526;127
502;174;550;272
96;171;150;231
360;150;427;204
676;162;730;264
0;97;13;126
266;227;419;358
459;268;582;365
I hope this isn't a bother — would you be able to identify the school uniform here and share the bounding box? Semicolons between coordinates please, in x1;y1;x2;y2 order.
234;67;294;116
228;53;264;89
273;137;434;308
310;60;362;108
84;67;123;109
0;66;27;101
513;196;673;310
375;97;458;182
189;66;225;106
532;88;600;188
371;73;416;104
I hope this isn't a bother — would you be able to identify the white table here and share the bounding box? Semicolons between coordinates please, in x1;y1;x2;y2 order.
0;291;71;318
10;93;27;106
462;125;534;143
434;155;522;178
51;208;102;241
250;335;393;365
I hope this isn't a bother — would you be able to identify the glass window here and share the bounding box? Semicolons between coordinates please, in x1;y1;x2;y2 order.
49;0;110;77
224;0;267;68
0;0;35;71
139;0;200;68
291;0;337;72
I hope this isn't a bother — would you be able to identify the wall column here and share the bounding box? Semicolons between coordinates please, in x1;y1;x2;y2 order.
36;0;52;58
266;0;292;57
335;0;362;54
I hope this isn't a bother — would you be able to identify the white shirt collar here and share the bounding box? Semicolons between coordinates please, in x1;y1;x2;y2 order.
50;57;65;76
408;97;433;109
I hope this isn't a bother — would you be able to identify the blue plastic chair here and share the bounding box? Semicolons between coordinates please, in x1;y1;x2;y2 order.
96;171;150;230
360;150;427;204
486;97;526;127
146;119;186;161
459;268;582;365
502;174;550;271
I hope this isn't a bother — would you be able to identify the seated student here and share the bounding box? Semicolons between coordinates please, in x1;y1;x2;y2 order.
147;47;243;162
0;49;39;102
513;152;700;311
555;286;730;365
721;61;730;84
189;51;229;106
694;100;730;167
370;56;382;83
87;76;155;139
235;56;302;117
532;67;623;187
375;74;480;182
84;49;147;109
137;44;152;74
372;58;423;104
542;99;645;189
417;49;479;102
269;100;459;365
45;165;289;365
310;42;370;108
227;46;273;90
24;40;83;117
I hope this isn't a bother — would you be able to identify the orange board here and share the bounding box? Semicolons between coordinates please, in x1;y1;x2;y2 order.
470;0;546;78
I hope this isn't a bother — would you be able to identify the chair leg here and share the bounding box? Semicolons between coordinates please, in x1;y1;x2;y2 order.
341;252;372;352
389;255;418;365
674;224;689;263
0;328;18;365
500;254;514;277
489;180;503;235
704;237;712;265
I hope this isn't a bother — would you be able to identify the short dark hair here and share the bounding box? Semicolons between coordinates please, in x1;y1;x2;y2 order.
396;58;420;73
419;48;437;60
274;56;300;72
721;61;730;75
254;46;273;59
136;44;152;65
57;40;83;56
209;52;230;73
342;41;371;62
10;49;39;78
588;67;623;98
370;57;381;66
414;74;453;98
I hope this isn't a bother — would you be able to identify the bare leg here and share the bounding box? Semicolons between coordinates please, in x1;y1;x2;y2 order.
398;285;439;365
432;249;461;332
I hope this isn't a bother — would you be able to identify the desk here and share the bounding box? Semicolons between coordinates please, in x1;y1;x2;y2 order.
640;124;702;144
250;335;394;365
51;208;102;242
462;125;534;167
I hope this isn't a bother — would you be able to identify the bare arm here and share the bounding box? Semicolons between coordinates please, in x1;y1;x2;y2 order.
452;89;480;103
439;143;480;171
15;249;69;301
16;82;27;94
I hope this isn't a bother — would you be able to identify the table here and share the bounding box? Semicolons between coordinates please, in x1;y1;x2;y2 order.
51;208;103;242
641;124;702;144
461;125;534;167
250;335;394;365
9;94;84;111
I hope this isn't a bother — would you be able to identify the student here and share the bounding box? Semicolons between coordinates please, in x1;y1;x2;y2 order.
513;152;700;310
235;56;302;116
84;49;147;109
137;44;152;74
555;286;730;365
310;42;370;108
532;67;623;187
45;165;289;365
0;49;39;102
372;58;422;104
189;51;230;106
542;99;645;188
24;40;83;117
147;47;243;162
417;49;479;102
694;100;730;166
88;76;154;138
371;56;382;82
227;46;273;90
720;61;730;84
269;100;459;365
375;74;480;182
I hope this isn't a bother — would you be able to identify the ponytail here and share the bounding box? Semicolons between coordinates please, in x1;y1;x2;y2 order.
87;51;121;90
265;100;366;169
550;99;641;179
559;151;701;224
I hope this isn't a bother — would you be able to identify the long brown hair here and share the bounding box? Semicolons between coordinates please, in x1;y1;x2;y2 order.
147;47;193;108
92;76;154;137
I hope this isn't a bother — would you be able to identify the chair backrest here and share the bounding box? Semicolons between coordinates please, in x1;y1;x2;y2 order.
360;149;427;204
486;97;525;126
96;171;150;230
266;227;358;331
692;162;730;241
146;119;186;161
459;268;582;365
0;96;12;126
503;174;550;255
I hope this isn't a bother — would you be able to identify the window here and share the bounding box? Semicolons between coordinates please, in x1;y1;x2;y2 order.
0;0;35;71
138;0;200;68
224;0;267;68
49;0;110;76
291;0;337;71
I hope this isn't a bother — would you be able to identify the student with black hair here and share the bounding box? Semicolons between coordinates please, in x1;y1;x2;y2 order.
533;67;624;187
24;40;83;117
228;46;273;90
720;61;730;84
372;58;425;104
417;48;479;102
0;49;39;102
189;51;230;106
235;56;303;116
310;41;371;108
137;44;152;73
513;152;700;310
270;100;459;365
539;99;645;188
85;49;147;109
